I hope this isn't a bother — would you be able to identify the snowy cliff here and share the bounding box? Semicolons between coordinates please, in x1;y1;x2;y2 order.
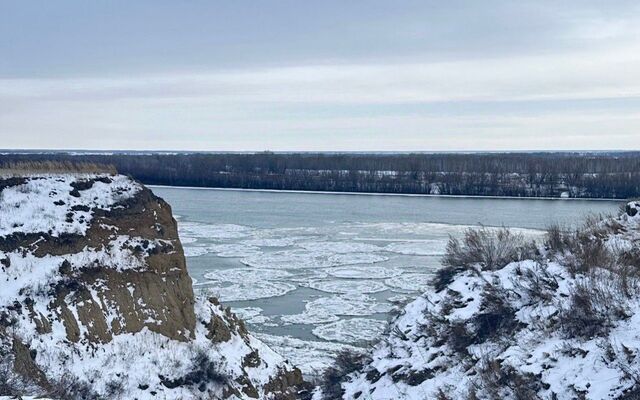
336;204;640;399
0;173;305;399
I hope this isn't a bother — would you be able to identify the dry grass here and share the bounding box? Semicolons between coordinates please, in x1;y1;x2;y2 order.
0;161;117;176
442;227;538;272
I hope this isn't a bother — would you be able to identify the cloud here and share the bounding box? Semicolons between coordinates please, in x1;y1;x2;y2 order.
1;24;639;150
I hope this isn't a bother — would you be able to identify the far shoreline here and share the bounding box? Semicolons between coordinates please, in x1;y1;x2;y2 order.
148;185;623;202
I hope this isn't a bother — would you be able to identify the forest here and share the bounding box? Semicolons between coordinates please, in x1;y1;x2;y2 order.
1;151;640;199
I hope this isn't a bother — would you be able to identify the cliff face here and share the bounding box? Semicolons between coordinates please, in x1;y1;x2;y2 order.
0;174;305;399
338;205;640;400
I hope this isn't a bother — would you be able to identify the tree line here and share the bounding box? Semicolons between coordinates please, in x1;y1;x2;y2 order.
1;152;640;199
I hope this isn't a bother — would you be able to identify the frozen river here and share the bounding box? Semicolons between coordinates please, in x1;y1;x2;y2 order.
152;186;619;374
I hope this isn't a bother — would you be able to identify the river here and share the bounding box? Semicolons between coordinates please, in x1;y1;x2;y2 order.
152;186;619;374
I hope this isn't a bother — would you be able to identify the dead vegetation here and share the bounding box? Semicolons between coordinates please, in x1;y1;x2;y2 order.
442;227;538;272
320;350;370;399
0;161;117;176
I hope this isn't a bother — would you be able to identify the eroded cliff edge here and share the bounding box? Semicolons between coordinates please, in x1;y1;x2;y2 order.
0;173;306;399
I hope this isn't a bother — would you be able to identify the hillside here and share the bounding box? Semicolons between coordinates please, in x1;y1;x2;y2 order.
0;173;306;399
329;203;640;399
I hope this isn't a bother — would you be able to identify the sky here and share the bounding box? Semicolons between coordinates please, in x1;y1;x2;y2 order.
1;0;639;151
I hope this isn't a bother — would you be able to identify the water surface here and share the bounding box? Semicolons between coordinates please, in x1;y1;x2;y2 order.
153;187;619;373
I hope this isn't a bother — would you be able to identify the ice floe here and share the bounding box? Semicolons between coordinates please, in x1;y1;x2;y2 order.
205;281;297;302
298;241;382;254
241;250;329;269
232;307;273;324
183;243;261;258
203;268;293;282
327;252;389;265
178;222;253;239
326;266;401;279
384;240;447;256
385;273;433;292
312;318;387;344
281;294;392;325
183;246;212;257
255;333;363;375
306;280;388;294
241;237;304;247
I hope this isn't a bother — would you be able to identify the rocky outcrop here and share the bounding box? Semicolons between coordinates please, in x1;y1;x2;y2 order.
0;173;307;399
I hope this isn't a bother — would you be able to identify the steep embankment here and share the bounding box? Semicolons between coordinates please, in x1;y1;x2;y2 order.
336;204;640;399
0;174;305;399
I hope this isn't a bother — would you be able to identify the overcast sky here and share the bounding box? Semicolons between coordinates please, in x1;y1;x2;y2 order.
1;0;639;151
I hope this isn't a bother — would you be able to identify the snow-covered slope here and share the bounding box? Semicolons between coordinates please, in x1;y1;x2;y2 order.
0;174;306;399
339;203;640;399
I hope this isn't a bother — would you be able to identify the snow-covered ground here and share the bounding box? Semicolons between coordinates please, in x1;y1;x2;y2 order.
339;203;640;399
0;174;303;399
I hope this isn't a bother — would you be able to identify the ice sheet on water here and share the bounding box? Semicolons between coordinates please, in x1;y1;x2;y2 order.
255;333;363;375
182;246;212;257
298;241;383;254
232;306;262;320
232;306;273;324
280;309;340;325
306;279;388;294
384;240;447;256
179;236;198;244
352;222;545;238
205;281;296;302
327;253;389;265
387;294;413;304
203;268;293;282
281;294;392;325
178;221;253;239
241;237;304;247
208;243;261;258
326;266;401;279
312;318;387;344
183;243;261;258
385;273;433;292
241;250;334;269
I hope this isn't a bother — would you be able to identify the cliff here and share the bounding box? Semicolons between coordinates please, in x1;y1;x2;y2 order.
333;204;640;399
0;173;305;399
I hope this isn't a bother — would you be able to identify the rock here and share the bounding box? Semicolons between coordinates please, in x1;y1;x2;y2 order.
0;173;305;399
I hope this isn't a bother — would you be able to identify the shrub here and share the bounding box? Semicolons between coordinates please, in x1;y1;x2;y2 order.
432;265;467;292
560;274;628;339
472;284;519;343
479;360;542;400
442;227;536;271
161;348;228;390
47;374;99;400
512;263;559;304
321;350;370;400
545;224;571;254
0;355;21;396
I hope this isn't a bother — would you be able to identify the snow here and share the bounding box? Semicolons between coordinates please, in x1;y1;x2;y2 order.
0;174;140;238
0;235;163;307
0;174;300;399
340;205;640;399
